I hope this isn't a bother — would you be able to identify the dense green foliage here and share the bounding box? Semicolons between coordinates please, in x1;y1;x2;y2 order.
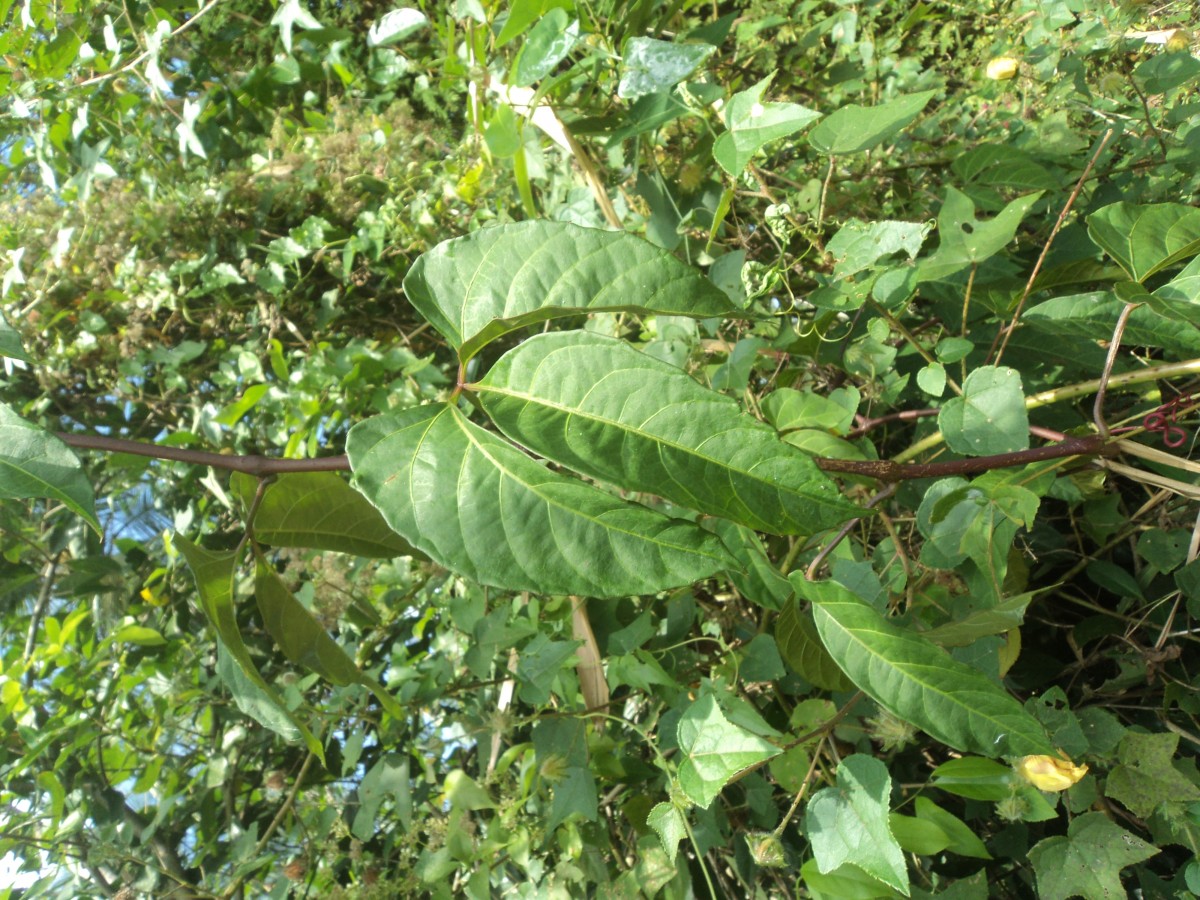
2;1;1200;897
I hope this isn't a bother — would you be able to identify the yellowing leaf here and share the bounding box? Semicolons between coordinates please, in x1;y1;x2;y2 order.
986;57;1019;80
1016;754;1088;791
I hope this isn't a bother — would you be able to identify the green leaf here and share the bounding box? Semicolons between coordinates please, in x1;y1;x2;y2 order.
217;643;301;743
912;797;992;859
1023;291;1200;358
930;756;1015;801
1104;731;1200;819
347;403;735;597
888;813;950;856
0;406;99;533
923;592;1034;647
937;366;1029;456
0;315;28;361
352;755;410;840
270;0;322;55
918;188;1043;282
516;634;579;705
1027;812;1158;900
230;471;419;558
808;91;936;155
1133;51;1200;95
1087;202;1200;283
403;222;738;360
475;331;859;534
1150;256;1200;323
826;220;932;279
176;537;324;762
799;859;905;899
112;624;166;646
775;600;853;691
676;693;780;808
443;769;496;811
791;576;1055;758
618;37;715;100
805;754;910;896
513;9;578;87
713;73;821;175
647;802;687;863
254;558;404;720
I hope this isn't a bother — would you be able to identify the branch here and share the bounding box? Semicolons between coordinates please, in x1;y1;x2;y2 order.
58;433;349;476
814;434;1116;482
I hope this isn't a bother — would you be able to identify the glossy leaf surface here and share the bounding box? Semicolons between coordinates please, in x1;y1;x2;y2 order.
792;575;1054;758
0;406;99;532
347;403;736;597
475;331;860;534
231;471;419;558
402;222;737;360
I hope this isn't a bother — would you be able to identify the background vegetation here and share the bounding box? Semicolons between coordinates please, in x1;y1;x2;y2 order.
1;0;1200;897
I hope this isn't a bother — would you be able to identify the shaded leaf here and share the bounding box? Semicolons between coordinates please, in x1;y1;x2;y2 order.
176;537;324;761
1022;290;1200;357
347;403;735;597
403;222;737;360
792;576;1054;758
0;315;28;361
254;558;404;719
231;471;420;558
476;331;859;534
775;600;853;691
0;406;99;533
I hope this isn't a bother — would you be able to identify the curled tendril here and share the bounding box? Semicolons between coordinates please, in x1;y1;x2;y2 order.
1143;393;1193;448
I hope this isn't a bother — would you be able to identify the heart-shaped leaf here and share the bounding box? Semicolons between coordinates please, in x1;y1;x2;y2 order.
937;365;1029;456
347;403;736;597
1087;201;1200;283
676;693;780;808
474;331;859;535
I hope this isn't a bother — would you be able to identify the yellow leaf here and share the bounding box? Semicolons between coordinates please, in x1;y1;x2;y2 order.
1016;754;1088;791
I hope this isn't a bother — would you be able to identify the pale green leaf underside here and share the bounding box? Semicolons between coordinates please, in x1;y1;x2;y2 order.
176;537;324;762
254;558;404;719
1087;201;1200;283
0;406;99;533
713;73;821;175
676;694;780;809
402;221;738;360
792;576;1053;758
475;331;860;535
231;471;420;559
347;403;736;598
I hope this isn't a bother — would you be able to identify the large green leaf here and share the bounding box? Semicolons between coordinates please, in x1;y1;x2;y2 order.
254;557;404;719
230;471;420;558
1087;201;1200;282
0;406;99;533
347;403;736;597
808;90;936;155
791;575;1054;758
474;331;859;535
1022;291;1200;357
676;693;780;809
804;755;909;896
617;37;714;100
402;222;738;360
176;537;324;762
713;73;821;175
1028;813;1159;900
